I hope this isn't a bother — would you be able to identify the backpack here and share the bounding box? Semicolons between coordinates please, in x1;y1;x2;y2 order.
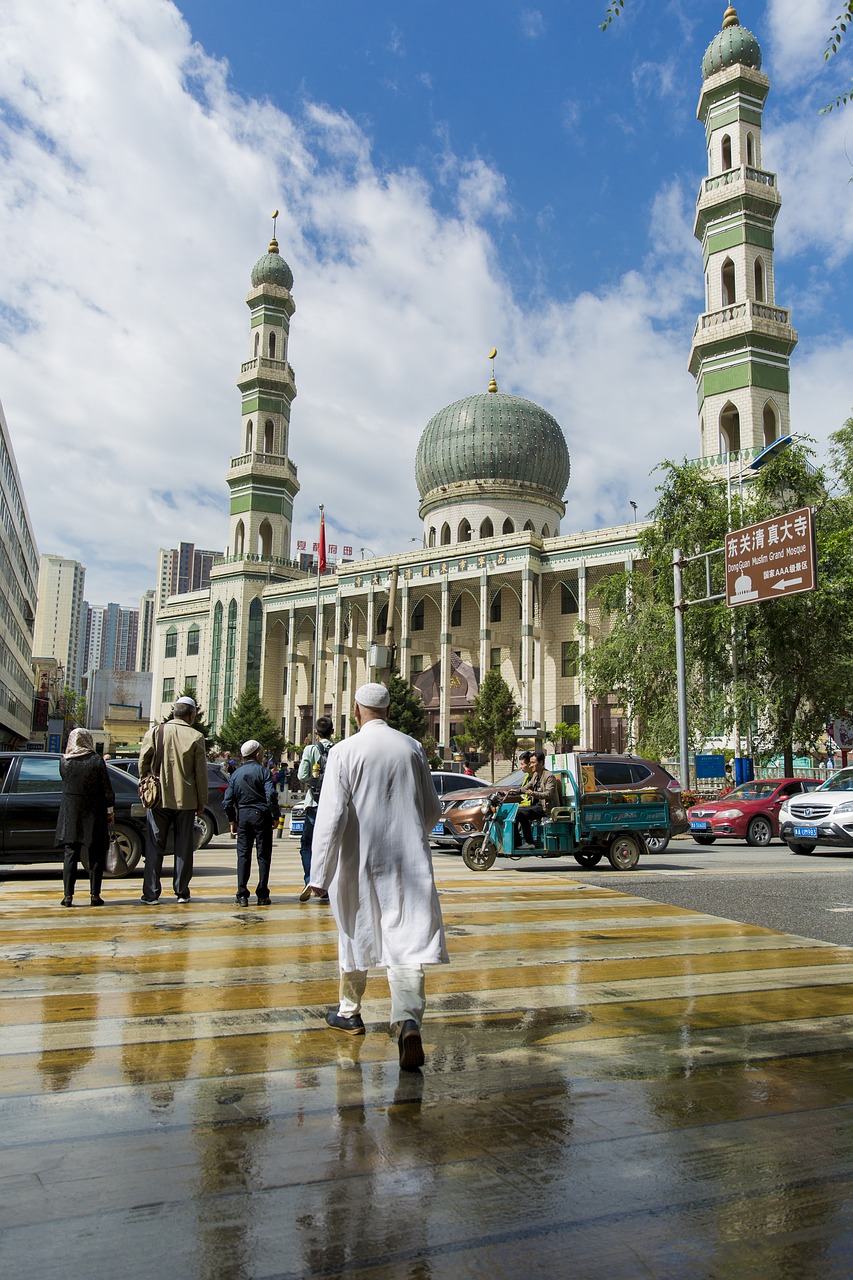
306;741;331;800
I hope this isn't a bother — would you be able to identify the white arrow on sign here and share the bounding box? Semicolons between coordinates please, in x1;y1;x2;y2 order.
771;575;804;592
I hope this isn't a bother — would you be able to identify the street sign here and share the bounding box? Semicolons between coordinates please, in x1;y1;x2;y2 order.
725;506;816;608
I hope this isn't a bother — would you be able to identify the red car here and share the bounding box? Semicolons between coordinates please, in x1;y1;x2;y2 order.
688;777;820;847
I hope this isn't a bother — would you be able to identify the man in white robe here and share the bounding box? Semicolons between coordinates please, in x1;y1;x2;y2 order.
309;682;448;1070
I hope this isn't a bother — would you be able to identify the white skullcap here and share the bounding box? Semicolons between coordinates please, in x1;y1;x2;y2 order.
354;682;390;709
174;695;196;708
241;739;262;757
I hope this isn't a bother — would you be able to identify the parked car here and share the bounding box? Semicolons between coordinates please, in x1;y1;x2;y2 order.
288;768;489;839
431;753;688;853
114;758;230;847
778;767;853;855
0;752;147;876
688;776;820;847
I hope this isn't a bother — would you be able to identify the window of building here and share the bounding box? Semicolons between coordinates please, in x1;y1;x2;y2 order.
410;654;425;675
721;133;732;170
450;596;462;628
489;590;501;623
440;522;451;545
562;640;579;678
245;420;253;452
561;704;580;731
502;518;514;535
264;419;275;453
523;520;534;532
209;601;223;729
411;599;425;631
490;647;501;670
259;519;273;558
186;625;200;656
542;524;550;538
223;599;237;711
163;677;175;703
428;526;436;547
720;402;741;454
746;131;755;167
754;257;765;302
721;258;736;306
376;604;388;635
480;517;494;538
458;518;471;542
763;402;778;446
245;597;263;690
561;581;579;614
268;331;276;358
185;675;197;696
342;662;348;690
234;519;245;557
254;332;260;357
164;628;177;659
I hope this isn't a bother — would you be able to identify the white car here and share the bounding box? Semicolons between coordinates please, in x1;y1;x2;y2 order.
778;766;853;854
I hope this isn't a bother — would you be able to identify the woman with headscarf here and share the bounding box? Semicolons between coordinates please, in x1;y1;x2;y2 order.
55;728;115;907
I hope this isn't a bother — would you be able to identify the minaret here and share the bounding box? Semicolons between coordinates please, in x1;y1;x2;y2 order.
689;6;797;459
226;212;300;562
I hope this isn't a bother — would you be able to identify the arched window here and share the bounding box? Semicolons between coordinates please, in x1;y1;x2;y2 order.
721;258;736;306
259;519;273;558
763;402;778;447
245;597;263;690
542;523;550;538
458;518;471;542
721;134;732;170
264;419;275;453
186;625;200;657
502;518;514;535
234;520;245;557
428;526;436;547
754;257;765;302
450;596;462;628
720;403;741;454
746;131;755;167
268;331;276;358
480;517;494;538
223;599;238;712
208;601;223;729
376;604;388;635
164;627;177;659
245;420;253;453
490;590;502;623
411;599;425;631
440;522;451;545
523;520;535;533
253;333;260;357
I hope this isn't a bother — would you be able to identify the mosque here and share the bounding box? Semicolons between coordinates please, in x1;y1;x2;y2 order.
151;6;796;756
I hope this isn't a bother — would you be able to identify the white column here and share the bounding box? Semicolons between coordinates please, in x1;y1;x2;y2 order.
479;571;489;682
285;605;298;742
399;581;410;679
332;595;344;738
577;562;589;747
439;578;451;756
520;566;534;721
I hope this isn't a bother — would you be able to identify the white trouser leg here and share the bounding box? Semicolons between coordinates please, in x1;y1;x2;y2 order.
338;970;368;1016
388;966;425;1032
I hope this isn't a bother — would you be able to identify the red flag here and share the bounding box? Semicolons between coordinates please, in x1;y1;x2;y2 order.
318;512;327;573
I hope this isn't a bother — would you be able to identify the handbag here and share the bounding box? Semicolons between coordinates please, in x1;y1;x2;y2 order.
138;723;166;810
106;828;130;876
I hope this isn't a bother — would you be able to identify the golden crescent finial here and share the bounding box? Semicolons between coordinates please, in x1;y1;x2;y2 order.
269;209;280;254
488;347;498;392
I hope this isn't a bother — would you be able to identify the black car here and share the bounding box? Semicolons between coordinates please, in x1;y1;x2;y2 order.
111;759;230;847
0;752;147;877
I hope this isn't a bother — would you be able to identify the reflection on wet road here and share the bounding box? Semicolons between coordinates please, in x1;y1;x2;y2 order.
2;854;853;1277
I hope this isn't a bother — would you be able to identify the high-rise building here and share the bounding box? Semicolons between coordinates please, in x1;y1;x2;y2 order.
0;397;39;745
33;555;86;693
136;589;156;672
83;602;139;674
157;542;219;607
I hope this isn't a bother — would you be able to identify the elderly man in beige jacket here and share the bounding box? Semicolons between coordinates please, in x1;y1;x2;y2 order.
138;696;208;904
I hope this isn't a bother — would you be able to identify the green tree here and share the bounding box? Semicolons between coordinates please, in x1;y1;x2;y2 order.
465;669;519;781
551;721;580;751
165;684;212;749
387;674;428;741
216;685;284;759
582;427;853;777
51;684;87;744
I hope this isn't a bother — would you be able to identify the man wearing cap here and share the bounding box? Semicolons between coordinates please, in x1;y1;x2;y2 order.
223;740;279;906
308;682;448;1071
138;696;208;904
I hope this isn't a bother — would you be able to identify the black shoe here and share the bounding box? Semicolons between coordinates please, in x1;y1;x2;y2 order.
60;896;73;907
140;896;159;905
325;1009;365;1036
256;894;271;905
235;893;249;906
90;896;105;906
398;1019;425;1071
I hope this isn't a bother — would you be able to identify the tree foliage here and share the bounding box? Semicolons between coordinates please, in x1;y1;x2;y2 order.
166;684;212;748
387;674;428;742
465;669;519;781
582;426;853;775
216;685;284;759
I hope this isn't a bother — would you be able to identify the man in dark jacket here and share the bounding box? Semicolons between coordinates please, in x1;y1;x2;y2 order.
223;739;279;906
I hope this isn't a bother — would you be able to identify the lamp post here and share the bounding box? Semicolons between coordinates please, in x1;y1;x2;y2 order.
629;500;637;522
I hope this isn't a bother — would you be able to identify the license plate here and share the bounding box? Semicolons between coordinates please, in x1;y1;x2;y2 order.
290;821;304;834
794;825;818;838
431;822;444;835
690;821;710;831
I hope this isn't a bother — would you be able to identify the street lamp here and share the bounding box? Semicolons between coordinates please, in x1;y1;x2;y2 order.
360;547;376;560
629;500;638;522
749;434;793;472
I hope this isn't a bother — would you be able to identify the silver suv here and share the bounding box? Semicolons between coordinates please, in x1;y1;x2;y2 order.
779;766;853;854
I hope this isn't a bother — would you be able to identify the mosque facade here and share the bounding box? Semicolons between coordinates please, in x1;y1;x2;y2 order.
151;6;793;756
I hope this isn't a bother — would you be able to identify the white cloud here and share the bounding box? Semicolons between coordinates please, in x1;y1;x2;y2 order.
766;0;844;90
520;9;546;40
0;0;848;610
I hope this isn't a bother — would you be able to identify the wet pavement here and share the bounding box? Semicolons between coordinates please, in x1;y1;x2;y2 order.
2;848;853;1278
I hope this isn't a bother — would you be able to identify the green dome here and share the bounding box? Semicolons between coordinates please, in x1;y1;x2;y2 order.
415;390;570;500
251;239;294;291
702;8;762;78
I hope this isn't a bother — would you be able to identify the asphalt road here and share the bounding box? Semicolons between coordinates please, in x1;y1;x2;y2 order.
459;837;853;948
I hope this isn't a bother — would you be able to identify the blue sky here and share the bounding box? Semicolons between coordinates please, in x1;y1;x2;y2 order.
0;1;851;604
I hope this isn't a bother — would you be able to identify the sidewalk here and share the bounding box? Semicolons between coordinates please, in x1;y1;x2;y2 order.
2;848;852;1278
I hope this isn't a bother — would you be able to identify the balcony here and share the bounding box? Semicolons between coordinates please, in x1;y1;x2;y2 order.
700;165;777;199
239;356;296;380
692;299;792;339
212;552;310;575
227;451;299;482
